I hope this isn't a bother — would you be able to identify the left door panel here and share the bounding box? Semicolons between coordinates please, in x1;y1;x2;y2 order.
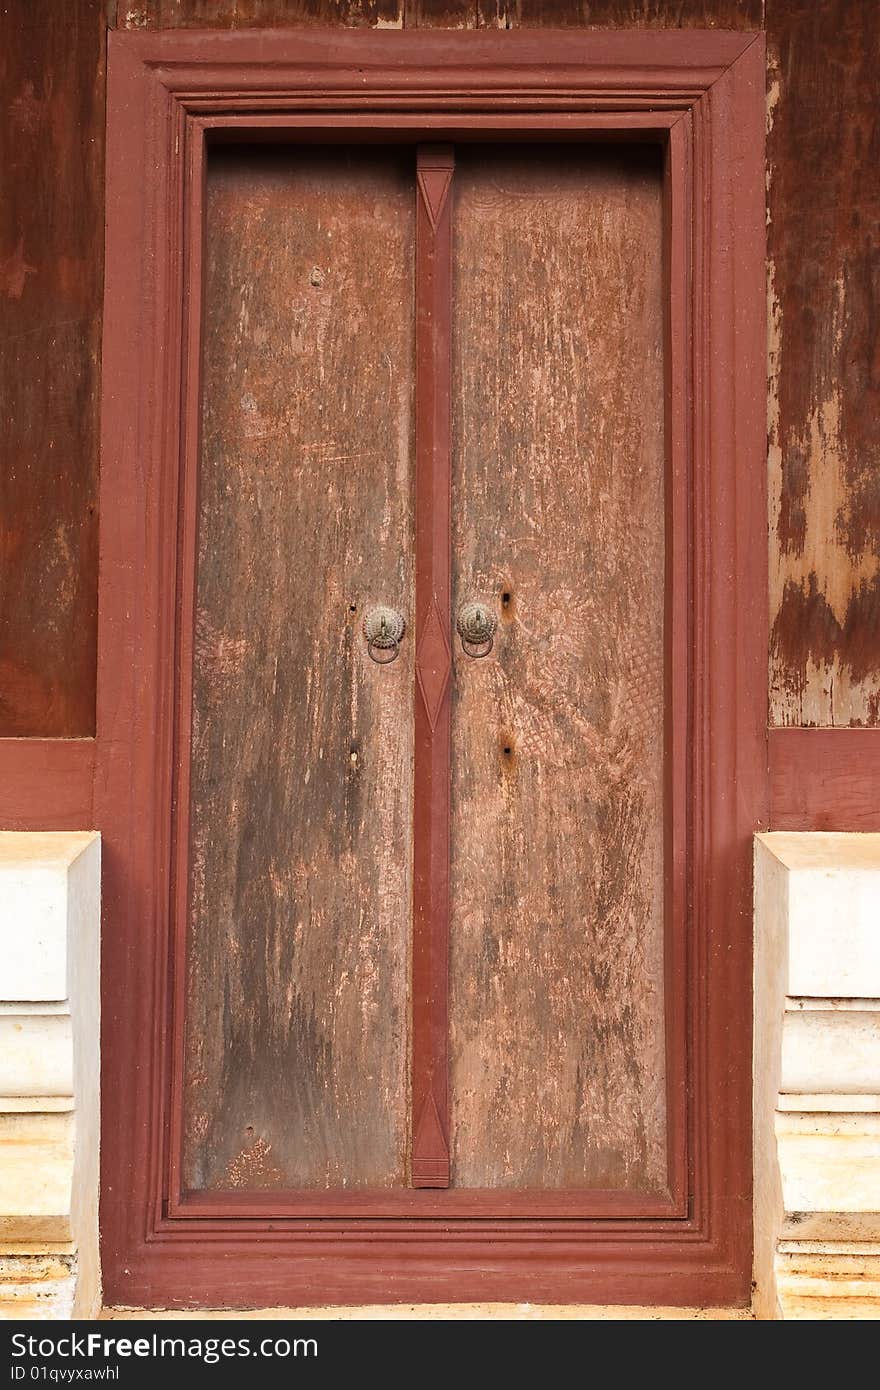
181;148;415;1192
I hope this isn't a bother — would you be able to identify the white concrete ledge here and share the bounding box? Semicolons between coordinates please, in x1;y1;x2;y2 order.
5;823;878;1319
0;1010;73;1097
755;833;880;1320
0;832;100;1321
762;833;880;997
782;1004;880;1095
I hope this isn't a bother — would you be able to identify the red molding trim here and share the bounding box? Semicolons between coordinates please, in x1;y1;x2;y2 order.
0;740;95;830
98;27;767;1308
769;728;880;830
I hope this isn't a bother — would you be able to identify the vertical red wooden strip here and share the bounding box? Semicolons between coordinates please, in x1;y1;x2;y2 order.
412;145;454;1188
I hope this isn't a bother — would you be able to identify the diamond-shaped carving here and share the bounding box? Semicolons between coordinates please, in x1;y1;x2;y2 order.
417;166;452;232
416;598;451;731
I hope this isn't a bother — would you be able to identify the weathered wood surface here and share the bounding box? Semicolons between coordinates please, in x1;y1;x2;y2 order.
449;147;667;1189
119;0;404;25
123;1;761;29
183;149;415;1191
767;0;880;725
113;0;880;732
5;0;878;743
0;0;103;735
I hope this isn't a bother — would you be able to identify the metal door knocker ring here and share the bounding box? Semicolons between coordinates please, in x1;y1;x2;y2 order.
457;601;497;658
363;606;406;664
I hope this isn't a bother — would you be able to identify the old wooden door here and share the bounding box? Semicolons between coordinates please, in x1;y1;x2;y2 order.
100;27;767;1309
180;138;672;1207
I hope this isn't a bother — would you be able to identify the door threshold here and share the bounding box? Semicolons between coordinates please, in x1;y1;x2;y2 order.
103;1303;753;1321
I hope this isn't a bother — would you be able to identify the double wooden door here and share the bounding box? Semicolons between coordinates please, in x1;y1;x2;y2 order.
180;141;670;1209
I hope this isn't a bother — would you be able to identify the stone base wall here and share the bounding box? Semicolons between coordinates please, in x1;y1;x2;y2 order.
0;834;101;1321
3;828;878;1318
0;1253;77;1320
755;834;880;1320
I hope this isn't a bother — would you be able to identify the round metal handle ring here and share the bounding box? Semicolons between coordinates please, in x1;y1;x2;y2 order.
457;601;497;659
363;606;406;665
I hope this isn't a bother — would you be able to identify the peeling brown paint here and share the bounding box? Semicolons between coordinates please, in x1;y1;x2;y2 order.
768;0;880;724
842;575;880;688
771;576;841;706
776;443;809;558
771;572;880;726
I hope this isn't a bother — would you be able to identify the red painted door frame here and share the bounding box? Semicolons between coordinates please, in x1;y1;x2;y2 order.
98;28;767;1308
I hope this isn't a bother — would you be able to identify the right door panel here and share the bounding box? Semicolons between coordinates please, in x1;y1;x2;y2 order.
449;146;668;1191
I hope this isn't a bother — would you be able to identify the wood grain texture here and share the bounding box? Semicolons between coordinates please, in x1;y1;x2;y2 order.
483;1;761;24
4;0;873;746
449;147;667;1190
114;0;880;734
182;148;415;1191
2;0;871;745
120;0;405;25
769;729;880;832
0;0;103;735
0;740;94;830
768;0;880;726
123;1;761;29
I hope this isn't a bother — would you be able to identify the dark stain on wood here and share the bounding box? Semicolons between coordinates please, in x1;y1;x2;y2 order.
768;0;880;724
0;0;103;735
182;147;415;1191
449;146;667;1189
772;572;880;723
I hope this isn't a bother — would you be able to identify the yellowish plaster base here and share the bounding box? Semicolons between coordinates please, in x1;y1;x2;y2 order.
104;1303;752;1320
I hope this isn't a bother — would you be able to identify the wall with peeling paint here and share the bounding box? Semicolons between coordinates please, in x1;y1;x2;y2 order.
0;0;877;731
767;1;880;725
